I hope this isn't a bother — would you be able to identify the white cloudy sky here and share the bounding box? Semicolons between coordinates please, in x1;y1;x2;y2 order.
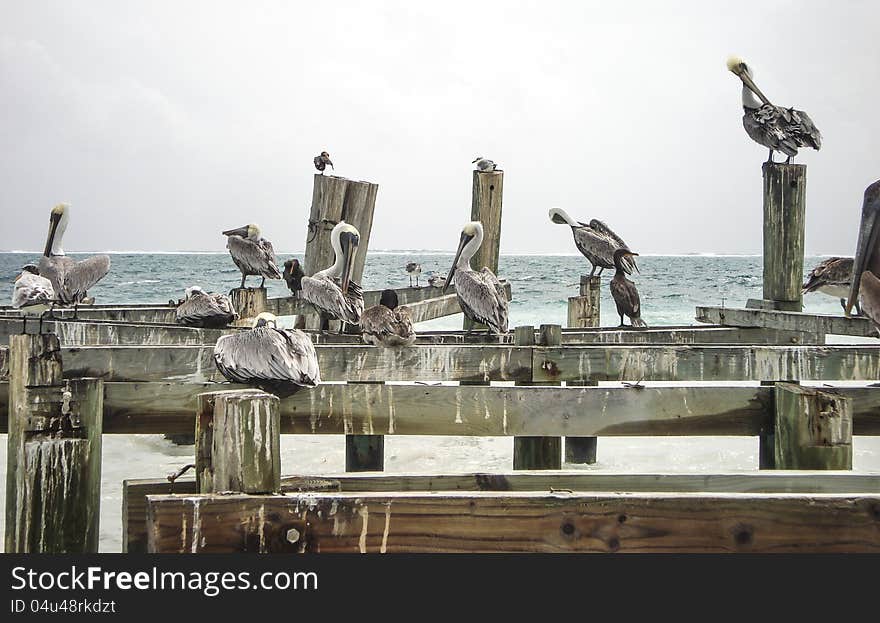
1;1;877;254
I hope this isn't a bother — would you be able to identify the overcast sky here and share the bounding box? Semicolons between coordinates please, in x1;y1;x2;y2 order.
1;1;878;255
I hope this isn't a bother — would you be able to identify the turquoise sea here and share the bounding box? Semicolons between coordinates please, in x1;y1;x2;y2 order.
1;252;878;552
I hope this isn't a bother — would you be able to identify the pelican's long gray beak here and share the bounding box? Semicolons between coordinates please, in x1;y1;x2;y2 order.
43;212;61;257
846;187;880;317
222;225;249;238
630;252;641;275
736;68;772;106
444;232;472;294
340;232;359;294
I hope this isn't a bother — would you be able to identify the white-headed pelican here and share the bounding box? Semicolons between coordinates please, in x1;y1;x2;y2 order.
222;223;282;289
300;221;364;328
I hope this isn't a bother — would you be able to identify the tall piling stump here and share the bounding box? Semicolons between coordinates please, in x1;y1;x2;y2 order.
298;174;379;331
196;390;281;494
513;325;562;470
567;275;601;328
761;163;806;312
5;334;103;553
230;287;267;326
464;169;504;331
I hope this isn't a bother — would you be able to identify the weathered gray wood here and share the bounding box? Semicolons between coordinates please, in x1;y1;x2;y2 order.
229;287;266;326
515;325;562;469
272;284;456;318
346;435;384;472
5;334;103;553
465;169;504;331
531;344;880;383
146;491;880;553
568;275;601;328
695;306;873;338
763;163;807;311
196;390;280;494
773;383;852;470
0;307;179;324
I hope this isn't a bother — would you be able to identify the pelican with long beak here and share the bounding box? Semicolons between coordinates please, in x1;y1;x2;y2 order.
727;56;821;164
222;223;282;289
443;221;509;335
38;204;110;308
845;180;880;334
300;221;364;329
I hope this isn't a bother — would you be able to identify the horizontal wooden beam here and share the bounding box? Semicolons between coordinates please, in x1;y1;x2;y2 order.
0;317;240;346
269;284;460;317
0;306;180;324
532;344;880;383
123;472;880;552
3;381;879;436
145;491;880;552
696;306;877;337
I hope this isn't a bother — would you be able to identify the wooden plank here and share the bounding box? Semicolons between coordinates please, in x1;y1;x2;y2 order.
0;317;238;346
762;163;806;311
532;344;880;383
3;380;880;436
271;284;455;317
695;306;876;337
773;383;852;470
0;307;180;324
146;491;880;553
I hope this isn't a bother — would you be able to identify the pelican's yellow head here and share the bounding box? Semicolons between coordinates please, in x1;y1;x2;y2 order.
462;221;481;237
726;56;752;77
51;203;69;217
254;311;278;328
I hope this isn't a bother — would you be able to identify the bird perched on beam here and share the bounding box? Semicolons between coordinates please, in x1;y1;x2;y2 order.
175;286;238;328
361;289;416;347
314;151;334;174
283;258;304;295
727;56;821;163
802;257;858;314
610;248;647;329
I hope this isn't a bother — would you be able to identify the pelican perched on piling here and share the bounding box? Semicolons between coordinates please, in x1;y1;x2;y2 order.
300;221;364;328
38;204;110;308
175;286;238;328
361;289;416;347
283;258;304;294
213;312;320;395
803;257;858;314
405;262;422;287
443;221;509;335
222;223;282;289
845;180;880;335
610;248;647;328
314;151;333;174
549;208;637;277
472;157;498;172
727;57;822;164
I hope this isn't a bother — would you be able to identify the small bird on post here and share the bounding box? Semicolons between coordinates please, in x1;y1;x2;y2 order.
472;156;498;172
314;151;334;174
726;56;821;164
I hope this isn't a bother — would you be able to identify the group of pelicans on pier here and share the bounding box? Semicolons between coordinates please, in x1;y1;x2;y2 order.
10;56;880;396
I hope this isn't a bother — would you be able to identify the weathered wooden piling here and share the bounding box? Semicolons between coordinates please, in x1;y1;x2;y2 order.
772;383;852;470
229;287;267;326
513;325;562;470
567;275;601;328
761;163;806;312
464;169;504;331
195;390;281;494
299;174;378;330
345;381;385;472
5;334;103;553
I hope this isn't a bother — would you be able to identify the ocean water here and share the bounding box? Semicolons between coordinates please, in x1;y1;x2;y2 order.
1;252;878;552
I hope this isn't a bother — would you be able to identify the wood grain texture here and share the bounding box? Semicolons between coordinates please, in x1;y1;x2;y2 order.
774;382;852;470
465;169;504;331
0;317;238;346
568;276;601;328
229;288;267;325
695;306;875;337
146;491;880;553
763;163;806;310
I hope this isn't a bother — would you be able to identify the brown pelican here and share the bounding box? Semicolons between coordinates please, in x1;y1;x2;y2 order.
175;286;238;328
549;207;637;277
283;258;304;294
472;157;498;172
405;261;422;287
610;248;647;328
300;221;364;328
222;223;282;289
727;56;822;164
314;151;333;174
361;289;416;347
443;221;509;335
38;204;110;307
11;265;54;333
213;312;320;396
802;257;858;314
845;180;880;334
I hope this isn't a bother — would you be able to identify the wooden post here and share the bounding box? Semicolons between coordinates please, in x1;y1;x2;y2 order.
762;163;806;312
772;383;852;470
299;174;379;331
345;380;385;472
567;275;601;328
5;335;103;553
464;169;504;331
196;390;281;494
513;324;562;470
230;287;267;326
